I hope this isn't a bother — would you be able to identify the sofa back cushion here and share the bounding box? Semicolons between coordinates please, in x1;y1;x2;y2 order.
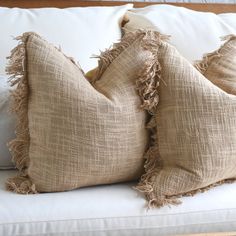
123;5;236;62
0;4;132;75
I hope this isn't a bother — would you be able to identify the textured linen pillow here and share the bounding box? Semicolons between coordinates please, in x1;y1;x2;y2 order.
135;33;236;208
5;31;165;193
123;5;236;62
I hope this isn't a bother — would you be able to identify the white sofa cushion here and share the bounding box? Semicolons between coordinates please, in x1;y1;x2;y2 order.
0;76;15;169
219;13;236;30
123;5;236;62
1;170;236;236
0;4;132;75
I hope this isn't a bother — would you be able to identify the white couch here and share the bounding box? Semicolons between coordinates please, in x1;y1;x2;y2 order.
0;2;236;236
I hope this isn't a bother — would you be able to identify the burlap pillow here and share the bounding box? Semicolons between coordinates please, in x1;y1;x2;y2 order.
136;34;236;208
5;31;164;193
195;35;236;95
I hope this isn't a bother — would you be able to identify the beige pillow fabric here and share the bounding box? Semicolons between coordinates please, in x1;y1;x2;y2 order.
5;31;161;193
195;35;236;95
136;34;236;208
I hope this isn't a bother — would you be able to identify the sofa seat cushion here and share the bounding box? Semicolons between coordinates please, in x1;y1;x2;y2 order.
1;170;236;236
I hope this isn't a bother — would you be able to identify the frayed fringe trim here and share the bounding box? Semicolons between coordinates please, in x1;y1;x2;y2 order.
91;30;169;85
195;34;236;74
182;178;236;197
137;143;236;208
135;32;236;209
133;31;170;208
135;116;180;208
6;175;37;194
5;32;84;194
5;32;39;194
140;178;236;209
5;32;36;170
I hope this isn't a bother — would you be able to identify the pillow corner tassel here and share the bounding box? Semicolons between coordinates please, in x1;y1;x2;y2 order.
5;174;37;194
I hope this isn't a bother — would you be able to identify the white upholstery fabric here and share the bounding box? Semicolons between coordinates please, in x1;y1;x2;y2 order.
124;5;236;62
0;4;132;75
219;13;236;30
0;76;15;169
1;170;236;236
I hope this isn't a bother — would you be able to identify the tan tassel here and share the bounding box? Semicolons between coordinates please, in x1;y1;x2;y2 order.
6;174;37;194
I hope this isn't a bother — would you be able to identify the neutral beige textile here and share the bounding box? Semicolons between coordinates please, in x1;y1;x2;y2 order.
6;32;152;193
137;35;236;207
196;35;236;95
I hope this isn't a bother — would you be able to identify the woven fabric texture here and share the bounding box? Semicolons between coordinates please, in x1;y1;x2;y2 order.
137;35;236;207
6;32;153;193
196;35;236;95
